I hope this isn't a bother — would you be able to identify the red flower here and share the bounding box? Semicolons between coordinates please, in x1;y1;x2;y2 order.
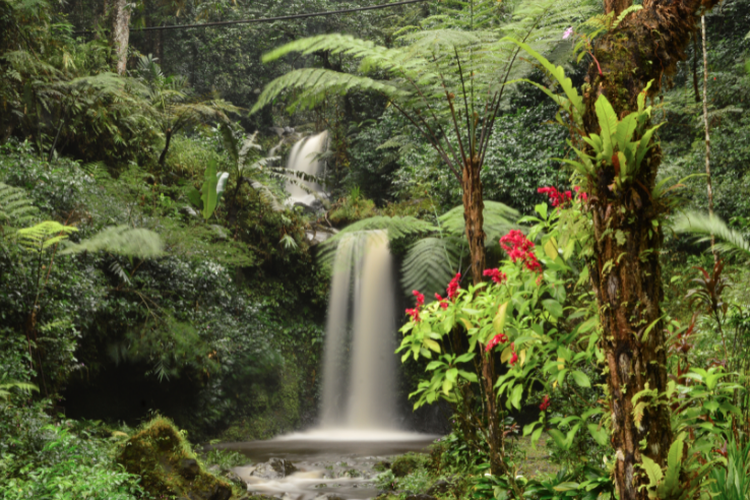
447;273;461;300
539;395;551;411
412;290;425;307
434;293;449;310
500;230;542;274
509;351;519;366
483;268;507;284
485;333;508;352
538;186;572;207
405;307;420;322
574;186;588;202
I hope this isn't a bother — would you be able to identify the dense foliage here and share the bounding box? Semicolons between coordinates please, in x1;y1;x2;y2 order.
2;0;750;498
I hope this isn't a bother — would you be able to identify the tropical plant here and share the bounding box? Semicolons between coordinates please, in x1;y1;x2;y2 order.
251;0;597;286
0;379;38;401
136;55;239;166
187;160;230;222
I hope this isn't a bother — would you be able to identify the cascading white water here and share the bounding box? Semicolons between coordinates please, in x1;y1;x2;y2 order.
319;230;398;430
285;130;328;207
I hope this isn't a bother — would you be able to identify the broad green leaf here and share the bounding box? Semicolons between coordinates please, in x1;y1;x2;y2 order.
542;299;563;318
201;160;221;221
640;455;663;486
570;370;591;388
587;424;609;446
511;384;523;410
493;302;509;336
595;94;618;161
634;123;665;171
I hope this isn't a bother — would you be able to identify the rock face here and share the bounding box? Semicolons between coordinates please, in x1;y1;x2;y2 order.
250;457;298;479
116;417;232;500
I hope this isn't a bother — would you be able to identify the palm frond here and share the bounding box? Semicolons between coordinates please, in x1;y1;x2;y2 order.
673;212;750;259
60;226;164;259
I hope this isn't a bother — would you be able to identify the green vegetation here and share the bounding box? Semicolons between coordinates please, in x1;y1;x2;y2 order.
2;0;750;498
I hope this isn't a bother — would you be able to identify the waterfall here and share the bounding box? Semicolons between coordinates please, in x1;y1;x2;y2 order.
319;230;398;430
285;131;328;207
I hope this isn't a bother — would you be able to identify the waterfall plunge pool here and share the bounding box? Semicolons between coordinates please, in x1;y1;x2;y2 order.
216;430;438;500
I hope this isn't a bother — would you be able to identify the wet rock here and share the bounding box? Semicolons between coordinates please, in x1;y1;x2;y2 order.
251;457;297;478
426;479;452;495
314;494;345;500
223;470;247;488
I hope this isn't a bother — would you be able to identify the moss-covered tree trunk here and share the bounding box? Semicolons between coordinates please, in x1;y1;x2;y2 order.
584;1;719;498
110;0;131;75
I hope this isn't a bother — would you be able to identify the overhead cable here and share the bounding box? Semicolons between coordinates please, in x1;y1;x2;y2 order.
74;0;429;35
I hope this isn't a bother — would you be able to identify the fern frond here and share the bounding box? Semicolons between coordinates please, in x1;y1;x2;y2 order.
0;379;39;401
439;201;518;244
673;212;750;260
251;68;402;114
60;226;164;258
109;260;132;285
16;221;77;252
401;236;464;297
0;182;38;229
317;215;436;267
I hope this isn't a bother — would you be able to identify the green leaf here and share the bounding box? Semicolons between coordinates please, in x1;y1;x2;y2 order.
187;187;202;209
511;384;524;410
542;299;563;318
570;370;591;388
640;455;663;487
506;39;584;123
201;160;221;221
634;123;665;172
493;302;509;335
594;94;618;162
587;424;609;446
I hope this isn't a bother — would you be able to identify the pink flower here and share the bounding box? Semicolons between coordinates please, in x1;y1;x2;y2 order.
434;293;449;310
563;27;574;40
538;186;572;208
483;268;507;284
485;333;508;352
412;290;425;307
405;307;420;322
447;273;461;300
539;395;551;411
500;230;542;274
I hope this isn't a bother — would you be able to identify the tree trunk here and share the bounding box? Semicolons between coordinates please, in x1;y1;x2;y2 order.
481;354;503;476
158;129;172;166
462;158;485;285
110;0;131;75
584;1;721;499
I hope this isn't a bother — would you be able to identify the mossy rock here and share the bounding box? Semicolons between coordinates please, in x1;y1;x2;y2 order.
391;453;426;478
117;417;232;500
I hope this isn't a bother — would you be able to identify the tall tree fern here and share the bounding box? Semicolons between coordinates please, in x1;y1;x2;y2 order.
252;0;596;285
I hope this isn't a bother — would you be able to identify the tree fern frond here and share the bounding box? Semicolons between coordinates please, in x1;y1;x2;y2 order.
0;182;38;229
0;379;39;401
16;221;77;252
673;212;750;259
439;201;518;243
250;180;284;212
401;236;464;297
317;216;436;267
251;68;402;114
60;226;164;258
109;261;132;285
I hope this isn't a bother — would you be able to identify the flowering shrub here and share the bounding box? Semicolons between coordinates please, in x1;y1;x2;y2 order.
398;199;603;469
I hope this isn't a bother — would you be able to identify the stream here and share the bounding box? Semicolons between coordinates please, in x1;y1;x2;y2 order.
218;430;438;500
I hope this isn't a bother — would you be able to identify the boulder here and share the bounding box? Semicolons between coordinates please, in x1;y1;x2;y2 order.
250;457;297;479
116;417;232;500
